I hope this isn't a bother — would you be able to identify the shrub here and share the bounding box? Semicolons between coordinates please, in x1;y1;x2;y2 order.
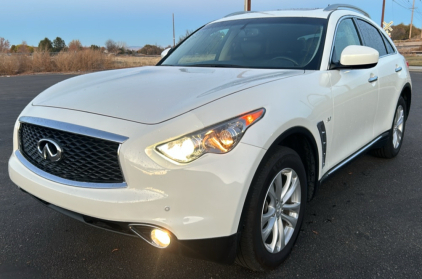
68;40;82;52
0;49;158;75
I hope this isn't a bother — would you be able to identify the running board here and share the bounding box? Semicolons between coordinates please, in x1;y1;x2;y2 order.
319;131;389;184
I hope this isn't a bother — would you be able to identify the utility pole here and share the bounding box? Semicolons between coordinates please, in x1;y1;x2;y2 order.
244;0;251;11
173;13;175;47
409;0;415;40
381;0;386;27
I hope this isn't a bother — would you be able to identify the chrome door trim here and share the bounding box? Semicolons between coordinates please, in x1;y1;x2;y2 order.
15;150;128;189
19;116;129;143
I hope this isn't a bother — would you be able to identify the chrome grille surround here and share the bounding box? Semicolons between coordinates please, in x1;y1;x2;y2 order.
17;117;128;189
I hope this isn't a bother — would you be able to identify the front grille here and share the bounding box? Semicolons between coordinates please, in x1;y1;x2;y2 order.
19;123;124;183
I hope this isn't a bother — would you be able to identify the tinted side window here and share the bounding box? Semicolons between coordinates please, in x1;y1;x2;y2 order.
356;19;387;56
382;35;395;54
332;18;361;64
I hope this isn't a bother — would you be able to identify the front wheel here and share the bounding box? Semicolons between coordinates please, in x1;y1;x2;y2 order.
236;147;307;271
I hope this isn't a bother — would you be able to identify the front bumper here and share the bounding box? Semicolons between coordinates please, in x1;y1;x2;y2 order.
9;106;266;243
21;188;239;264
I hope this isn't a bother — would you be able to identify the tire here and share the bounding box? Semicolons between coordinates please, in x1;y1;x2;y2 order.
372;96;407;159
236;147;307;271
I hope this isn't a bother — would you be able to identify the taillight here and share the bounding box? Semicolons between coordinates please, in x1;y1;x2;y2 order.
406;61;409;68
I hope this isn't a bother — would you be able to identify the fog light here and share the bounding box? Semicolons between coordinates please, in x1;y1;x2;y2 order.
151;229;171;248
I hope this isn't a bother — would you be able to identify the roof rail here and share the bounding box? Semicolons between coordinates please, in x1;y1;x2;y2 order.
324;4;370;18
224;11;256;18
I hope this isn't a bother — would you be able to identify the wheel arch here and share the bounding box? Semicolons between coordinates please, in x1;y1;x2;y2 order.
401;82;411;119
237;126;320;234
269;127;320;201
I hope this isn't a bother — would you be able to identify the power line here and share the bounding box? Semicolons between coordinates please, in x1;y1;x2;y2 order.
392;0;412;10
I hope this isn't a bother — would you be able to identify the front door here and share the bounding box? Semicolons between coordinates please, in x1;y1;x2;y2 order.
327;17;379;168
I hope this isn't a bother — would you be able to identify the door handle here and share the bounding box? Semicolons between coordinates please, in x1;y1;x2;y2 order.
395;66;402;72
368;76;378;83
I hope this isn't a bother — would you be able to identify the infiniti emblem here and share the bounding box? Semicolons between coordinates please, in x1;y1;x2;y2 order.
37;139;63;162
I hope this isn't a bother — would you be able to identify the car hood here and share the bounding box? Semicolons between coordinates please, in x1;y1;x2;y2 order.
33;66;304;124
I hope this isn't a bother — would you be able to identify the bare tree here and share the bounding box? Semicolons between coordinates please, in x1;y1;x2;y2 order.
68;40;82;52
105;39;118;53
0;37;10;52
115;41;128;54
178;30;193;44
117;41;128;53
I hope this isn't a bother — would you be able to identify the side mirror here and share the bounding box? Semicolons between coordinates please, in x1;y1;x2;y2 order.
161;48;171;58
332;45;379;70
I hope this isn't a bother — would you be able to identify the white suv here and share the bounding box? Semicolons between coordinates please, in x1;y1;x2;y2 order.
9;4;411;271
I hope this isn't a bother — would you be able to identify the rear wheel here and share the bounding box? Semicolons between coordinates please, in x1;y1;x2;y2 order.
372;96;407;159
236;147;307;271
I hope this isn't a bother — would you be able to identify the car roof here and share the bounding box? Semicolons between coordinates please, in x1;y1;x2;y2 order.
212;8;366;23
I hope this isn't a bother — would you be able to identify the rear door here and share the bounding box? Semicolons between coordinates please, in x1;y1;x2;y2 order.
327;17;379;168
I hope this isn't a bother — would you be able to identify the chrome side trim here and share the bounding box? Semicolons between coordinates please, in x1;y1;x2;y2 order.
320;132;388;182
15;150;128;189
324;4;370;18
19;116;128;143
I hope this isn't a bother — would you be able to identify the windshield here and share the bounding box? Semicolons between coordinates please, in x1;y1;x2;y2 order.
161;17;327;70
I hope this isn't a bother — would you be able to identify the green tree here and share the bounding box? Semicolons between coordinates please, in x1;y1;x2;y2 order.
38;37;53;51
90;44;100;50
53;37;66;52
10;45;17;53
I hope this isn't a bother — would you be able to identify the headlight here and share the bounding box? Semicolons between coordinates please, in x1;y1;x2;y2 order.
156;108;265;163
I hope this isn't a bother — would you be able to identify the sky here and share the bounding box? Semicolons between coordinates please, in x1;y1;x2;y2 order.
1;0;422;48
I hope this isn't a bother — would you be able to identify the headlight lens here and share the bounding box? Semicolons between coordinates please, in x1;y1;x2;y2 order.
156;108;265;163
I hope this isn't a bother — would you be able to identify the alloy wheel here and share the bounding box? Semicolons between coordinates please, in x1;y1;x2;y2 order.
261;168;301;253
393;105;404;149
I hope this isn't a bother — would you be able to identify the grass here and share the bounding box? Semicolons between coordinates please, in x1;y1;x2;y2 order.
0;50;161;76
113;56;161;68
